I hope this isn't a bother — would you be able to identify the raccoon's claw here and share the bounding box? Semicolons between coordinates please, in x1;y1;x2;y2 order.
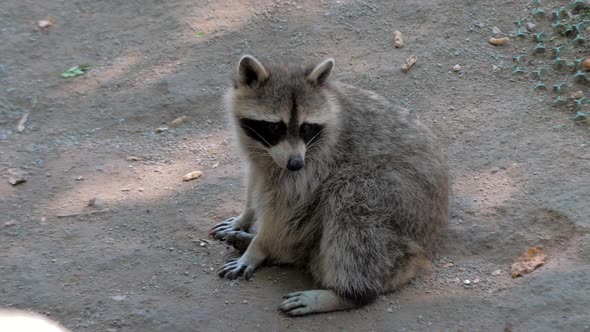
210;217;240;240
279;292;314;316
279;290;355;316
218;258;255;280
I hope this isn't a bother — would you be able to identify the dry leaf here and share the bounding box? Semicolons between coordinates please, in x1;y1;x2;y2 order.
170;115;189;128
511;246;546;278
183;171;203;181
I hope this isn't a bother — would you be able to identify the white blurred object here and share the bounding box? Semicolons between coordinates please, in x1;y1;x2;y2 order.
0;309;70;332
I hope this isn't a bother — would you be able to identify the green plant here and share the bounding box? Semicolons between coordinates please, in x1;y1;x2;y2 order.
61;64;91;78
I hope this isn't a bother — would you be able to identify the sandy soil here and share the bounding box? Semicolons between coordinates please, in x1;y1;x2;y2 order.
1;0;589;331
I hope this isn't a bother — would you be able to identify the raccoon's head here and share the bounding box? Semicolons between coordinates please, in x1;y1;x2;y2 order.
226;55;340;172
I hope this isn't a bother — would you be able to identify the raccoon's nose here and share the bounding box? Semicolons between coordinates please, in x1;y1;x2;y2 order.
286;156;304;171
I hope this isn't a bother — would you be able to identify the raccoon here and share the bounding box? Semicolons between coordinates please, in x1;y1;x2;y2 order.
210;55;449;316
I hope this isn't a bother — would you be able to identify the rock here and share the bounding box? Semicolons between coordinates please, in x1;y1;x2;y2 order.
155;127;169;133
3;220;17;227
526;22;536;32
75;176;84;181
242;300;248;304
88;198;97;207
111;295;127;301
452;64;462;72
491;26;502;35
463;279;471;285
7;169;27;186
491;269;502;276
490;166;500;173
126;156;142;161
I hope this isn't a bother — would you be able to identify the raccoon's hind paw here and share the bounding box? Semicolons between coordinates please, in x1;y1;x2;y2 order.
210;217;241;240
218;258;256;280
226;231;254;253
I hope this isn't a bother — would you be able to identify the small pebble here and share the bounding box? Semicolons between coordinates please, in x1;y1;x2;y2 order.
453;64;462;72
491;26;502;35
463;279;471;285
571;91;584;99
242;300;248;304
526;22;536;32
491;269;502;276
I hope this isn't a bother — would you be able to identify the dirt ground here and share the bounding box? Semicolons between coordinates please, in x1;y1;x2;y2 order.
1;0;589;331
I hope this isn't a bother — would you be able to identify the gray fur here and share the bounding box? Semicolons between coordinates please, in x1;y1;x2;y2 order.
211;55;449;316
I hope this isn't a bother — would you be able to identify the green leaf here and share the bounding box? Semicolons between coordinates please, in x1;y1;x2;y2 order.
195;32;205;38
61;64;91;78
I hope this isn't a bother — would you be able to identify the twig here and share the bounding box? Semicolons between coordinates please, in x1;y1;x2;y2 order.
56;208;110;218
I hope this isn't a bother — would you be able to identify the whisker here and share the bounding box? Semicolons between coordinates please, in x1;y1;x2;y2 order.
306;128;326;150
240;123;272;147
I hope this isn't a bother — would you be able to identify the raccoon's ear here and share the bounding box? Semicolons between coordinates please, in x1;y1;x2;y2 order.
237;55;269;87
307;58;334;85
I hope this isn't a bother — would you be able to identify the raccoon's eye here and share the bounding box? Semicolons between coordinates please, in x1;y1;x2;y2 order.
268;122;280;134
300;123;313;136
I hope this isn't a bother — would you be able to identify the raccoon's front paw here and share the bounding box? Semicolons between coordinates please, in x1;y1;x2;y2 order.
218;257;257;280
210;216;242;241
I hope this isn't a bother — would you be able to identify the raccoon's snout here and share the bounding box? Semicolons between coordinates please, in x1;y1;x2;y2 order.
286;155;304;171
